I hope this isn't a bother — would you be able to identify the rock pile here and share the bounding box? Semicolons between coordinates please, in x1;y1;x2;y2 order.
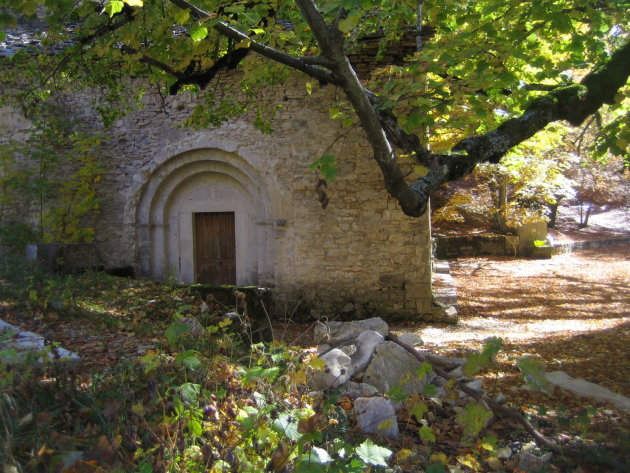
308;317;471;438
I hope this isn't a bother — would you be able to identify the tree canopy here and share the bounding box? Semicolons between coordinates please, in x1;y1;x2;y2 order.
1;0;628;217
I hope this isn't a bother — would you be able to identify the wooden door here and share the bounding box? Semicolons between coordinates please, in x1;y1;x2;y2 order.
194;212;236;285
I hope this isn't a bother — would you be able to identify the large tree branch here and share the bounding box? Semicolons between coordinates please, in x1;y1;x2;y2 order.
396;40;630;216
295;0;432;216
453;41;630;162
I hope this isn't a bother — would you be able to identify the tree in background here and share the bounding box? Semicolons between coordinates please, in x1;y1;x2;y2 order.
0;0;627;220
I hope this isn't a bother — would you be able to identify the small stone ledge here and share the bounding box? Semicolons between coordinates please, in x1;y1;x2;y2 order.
552;236;630;255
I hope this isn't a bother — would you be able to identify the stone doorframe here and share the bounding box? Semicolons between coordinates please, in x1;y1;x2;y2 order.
134;148;273;285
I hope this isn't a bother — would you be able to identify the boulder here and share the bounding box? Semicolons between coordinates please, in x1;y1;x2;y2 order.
349;330;384;373
308;348;353;389
362;341;431;396
354;397;399;438
544;371;630;411
313;317;388;344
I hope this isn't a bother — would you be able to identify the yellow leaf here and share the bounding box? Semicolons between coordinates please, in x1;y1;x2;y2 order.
413;165;429;176
124;0;144;6
429;452;448;464
396;449;413;461
308;357;326;370
378;419;394;430
235;39;251;49
266;442;290;472
457;453;481;470
290;369;307;385
131;402;145;416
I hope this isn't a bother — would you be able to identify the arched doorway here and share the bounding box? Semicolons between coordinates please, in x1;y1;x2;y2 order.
135;148;272;285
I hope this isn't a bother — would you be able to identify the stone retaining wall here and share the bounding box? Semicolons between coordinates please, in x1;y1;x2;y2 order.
433;234;519;259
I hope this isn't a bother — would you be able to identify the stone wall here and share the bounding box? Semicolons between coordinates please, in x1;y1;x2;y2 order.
1;72;433;320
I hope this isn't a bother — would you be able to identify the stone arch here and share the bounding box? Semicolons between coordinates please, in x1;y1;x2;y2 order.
135;148;273;285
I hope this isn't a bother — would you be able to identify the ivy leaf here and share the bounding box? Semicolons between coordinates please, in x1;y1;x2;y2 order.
355;440;392;467
423;383;438;397
386;385;407;403
416;361;433;379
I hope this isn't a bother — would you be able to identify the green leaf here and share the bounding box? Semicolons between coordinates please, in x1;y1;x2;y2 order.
164;322;190;347
175;9;190;24
386;385;407;403
423;383;438;397
419;425;436;442
177;382;200;403
190;24;209;42
338;12;361;33
187;418;202;436
355;440;392;467
175;350;202;370
457;402;493;437
515;356;551;393
309;154;339;181
465;337;503;376
272;411;303;441
416;361;433;379
410;400;428;422
103;0;124;17
426;462;446;473
242;365;280;382
125;0;144;6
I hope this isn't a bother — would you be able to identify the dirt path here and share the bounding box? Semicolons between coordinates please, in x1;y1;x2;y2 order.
406;243;630;399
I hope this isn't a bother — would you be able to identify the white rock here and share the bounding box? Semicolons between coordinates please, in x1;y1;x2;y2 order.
544;371;630;411
397;332;424;347
354;397;399;438
308;348;353;389
517;451;552;472
444;306;458;318
349;330;384;373
363;341;431;397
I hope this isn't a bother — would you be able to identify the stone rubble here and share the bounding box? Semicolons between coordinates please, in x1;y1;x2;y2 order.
309;317;469;438
0;319;80;364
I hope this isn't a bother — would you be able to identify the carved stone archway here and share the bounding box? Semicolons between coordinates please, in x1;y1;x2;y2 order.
135;148;273;285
